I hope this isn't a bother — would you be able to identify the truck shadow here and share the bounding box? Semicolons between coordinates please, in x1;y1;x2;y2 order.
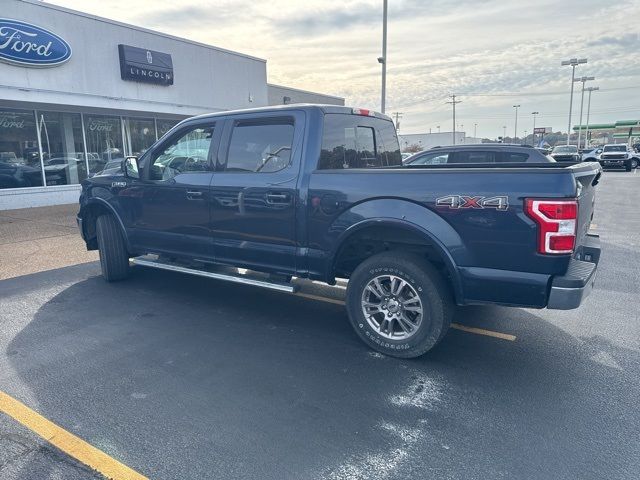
5;264;639;479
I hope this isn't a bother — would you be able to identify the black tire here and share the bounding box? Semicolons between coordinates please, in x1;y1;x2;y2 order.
625;160;632;172
631;158;638;170
96;214;130;282
346;252;454;358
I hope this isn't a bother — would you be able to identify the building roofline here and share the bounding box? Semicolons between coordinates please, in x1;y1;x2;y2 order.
267;83;344;101
16;0;267;63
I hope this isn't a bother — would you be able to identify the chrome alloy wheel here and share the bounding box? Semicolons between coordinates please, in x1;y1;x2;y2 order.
361;275;423;340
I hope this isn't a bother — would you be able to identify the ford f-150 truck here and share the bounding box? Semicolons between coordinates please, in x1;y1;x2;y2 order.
77;105;602;358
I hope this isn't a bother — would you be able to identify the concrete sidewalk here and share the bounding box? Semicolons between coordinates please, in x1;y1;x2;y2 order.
0;204;98;280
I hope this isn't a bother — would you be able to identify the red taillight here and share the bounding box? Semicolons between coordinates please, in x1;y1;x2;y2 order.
525;199;578;254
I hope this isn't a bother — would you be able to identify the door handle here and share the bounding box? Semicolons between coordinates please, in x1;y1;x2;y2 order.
266;192;291;204
186;190;203;200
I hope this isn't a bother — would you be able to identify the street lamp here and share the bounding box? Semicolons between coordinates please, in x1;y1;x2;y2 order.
503;125;507;142
531;111;539;146
378;0;388;113
575;76;595;149
524;130;528;145
561;58;587;144
513;105;520;140
584;86;599;148
474;123;477;138
437;125;440;133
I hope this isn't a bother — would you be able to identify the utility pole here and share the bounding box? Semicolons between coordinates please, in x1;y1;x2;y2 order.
513;104;520;140
446;94;462;145
584;86;599;148
532;111;539;146
575;76;595;149
392;112;403;131
561;58;587;144
378;0;388;113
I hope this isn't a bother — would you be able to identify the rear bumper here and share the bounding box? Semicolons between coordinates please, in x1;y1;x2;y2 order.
547;233;600;310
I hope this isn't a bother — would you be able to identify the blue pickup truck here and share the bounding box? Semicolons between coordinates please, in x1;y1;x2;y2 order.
77;105;602;358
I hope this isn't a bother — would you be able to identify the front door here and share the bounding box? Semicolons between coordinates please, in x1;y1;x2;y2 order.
210;112;304;274
127;121;220;259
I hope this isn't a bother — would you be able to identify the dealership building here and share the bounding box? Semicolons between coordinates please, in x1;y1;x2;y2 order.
0;0;344;210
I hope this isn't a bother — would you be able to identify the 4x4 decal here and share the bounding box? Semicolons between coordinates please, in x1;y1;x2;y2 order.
436;195;509;211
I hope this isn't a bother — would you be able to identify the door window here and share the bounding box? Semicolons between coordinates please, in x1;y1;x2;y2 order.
37;111;87;185
224;120;294;173
408;151;450;165
149;125;214;180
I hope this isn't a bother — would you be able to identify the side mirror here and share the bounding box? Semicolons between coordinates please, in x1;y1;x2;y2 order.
122;156;139;179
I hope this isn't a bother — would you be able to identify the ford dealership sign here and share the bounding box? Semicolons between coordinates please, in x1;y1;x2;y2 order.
0;19;71;67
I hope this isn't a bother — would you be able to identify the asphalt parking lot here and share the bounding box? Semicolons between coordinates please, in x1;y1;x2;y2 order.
1;170;639;480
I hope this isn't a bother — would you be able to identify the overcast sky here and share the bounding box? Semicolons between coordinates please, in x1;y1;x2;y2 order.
49;0;640;138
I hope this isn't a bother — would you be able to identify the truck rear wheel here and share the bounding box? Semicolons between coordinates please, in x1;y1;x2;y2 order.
96;214;130;282
346;252;453;358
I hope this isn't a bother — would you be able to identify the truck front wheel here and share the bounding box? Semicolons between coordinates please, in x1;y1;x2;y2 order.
96;214;130;282
346;252;453;358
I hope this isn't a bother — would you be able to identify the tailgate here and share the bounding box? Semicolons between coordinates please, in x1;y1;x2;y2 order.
572;162;602;247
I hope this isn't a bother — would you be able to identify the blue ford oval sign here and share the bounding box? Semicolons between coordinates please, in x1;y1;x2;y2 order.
0;19;72;67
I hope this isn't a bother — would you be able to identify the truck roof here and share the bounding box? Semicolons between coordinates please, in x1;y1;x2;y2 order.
188;104;393;122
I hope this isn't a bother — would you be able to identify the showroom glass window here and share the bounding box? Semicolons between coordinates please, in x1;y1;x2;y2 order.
123;117;156;157
84;114;124;176
37;111;87;186
156;119;180;140
0;108;43;189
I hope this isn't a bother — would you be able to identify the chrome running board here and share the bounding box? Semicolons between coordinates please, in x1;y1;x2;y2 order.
131;255;296;293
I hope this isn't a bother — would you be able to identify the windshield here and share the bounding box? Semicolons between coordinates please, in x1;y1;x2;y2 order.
603;145;626;152
552;146;578;153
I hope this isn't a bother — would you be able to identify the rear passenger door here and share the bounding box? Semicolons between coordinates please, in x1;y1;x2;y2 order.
209;111;305;274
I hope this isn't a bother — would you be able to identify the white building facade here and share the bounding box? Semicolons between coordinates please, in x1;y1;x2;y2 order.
0;0;343;209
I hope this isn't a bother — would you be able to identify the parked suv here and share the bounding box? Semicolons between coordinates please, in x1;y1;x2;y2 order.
550;145;581;163
599;144;638;171
404;144;553;165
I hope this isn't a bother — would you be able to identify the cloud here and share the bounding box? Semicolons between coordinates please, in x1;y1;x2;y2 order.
48;0;640;136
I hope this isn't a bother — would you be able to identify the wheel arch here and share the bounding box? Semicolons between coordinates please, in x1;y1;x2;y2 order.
330;214;463;303
80;198;131;251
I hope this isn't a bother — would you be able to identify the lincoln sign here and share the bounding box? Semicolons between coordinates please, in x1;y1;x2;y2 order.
118;44;174;86
0;18;72;67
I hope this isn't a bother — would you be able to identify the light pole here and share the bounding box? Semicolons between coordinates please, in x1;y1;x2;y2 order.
531;111;539;146
446;94;461;145
378;0;388;113
575;76;595;149
584;86;599;148
473;123;477;138
513;105;520;140
437;125;440;133
561;58;587;144
524;130;528;145
503;125;507;142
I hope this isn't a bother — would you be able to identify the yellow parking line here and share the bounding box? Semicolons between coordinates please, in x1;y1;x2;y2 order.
451;323;516;341
0;391;147;480
292;291;516;341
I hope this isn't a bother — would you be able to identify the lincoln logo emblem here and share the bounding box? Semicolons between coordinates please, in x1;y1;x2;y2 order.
146;50;152;64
